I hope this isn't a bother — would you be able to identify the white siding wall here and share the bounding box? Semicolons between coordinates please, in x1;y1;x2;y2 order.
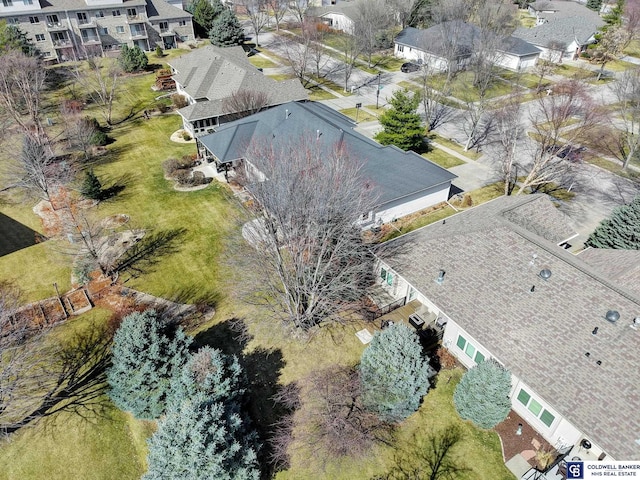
394;43;448;71
374;184;451;224
321;13;353;34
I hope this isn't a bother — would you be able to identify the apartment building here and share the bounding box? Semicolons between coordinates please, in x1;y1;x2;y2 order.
0;0;194;62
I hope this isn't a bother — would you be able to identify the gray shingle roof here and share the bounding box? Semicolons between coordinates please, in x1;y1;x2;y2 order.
513;15;605;47
311;2;358;21
35;0;146;14
395;25;540;58
146;0;192;20
198;101;457;208
578;248;640;298
380;194;640;460
169;46;308;122
529;0;603;21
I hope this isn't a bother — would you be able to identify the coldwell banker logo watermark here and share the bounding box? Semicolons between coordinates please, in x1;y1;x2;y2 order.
567;462;584;479
567;461;640;478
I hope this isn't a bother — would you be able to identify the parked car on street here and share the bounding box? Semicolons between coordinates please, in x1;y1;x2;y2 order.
401;62;420;73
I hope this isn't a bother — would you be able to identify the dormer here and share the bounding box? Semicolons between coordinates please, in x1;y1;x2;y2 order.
84;0;124;6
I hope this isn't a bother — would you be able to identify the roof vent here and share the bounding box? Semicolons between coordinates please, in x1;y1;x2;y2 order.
436;269;445;285
592;327;598;335
285;109;290;118
631;317;640;330
605;310;620;323
530;285;535;293
596;360;602;366
584;352;590;357
539;269;551;280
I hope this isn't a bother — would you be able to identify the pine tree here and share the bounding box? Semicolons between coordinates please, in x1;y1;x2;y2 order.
374;88;427;152
209;9;245;47
118;45;149;73
453;359;512;429
586;196;640;250
360;323;433;422
107;310;192;420
0;21;37;55
143;392;260;480
586;0;602;12
80;170;103;200
192;0;223;32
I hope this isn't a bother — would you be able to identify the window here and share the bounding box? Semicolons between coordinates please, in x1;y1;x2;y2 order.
116;25;124;33
127;7;136;16
35;34;45;41
179;20;187;26
46;14;59;25
101;27;108;35
7;17;18;24
380;267;387;281
159;21;168;31
386;272;393;286
112;9;121;16
96;10;104;17
516;388;556;427
3;0;14;7
29;16;39;23
455;335;485;364
397;45;404;53
77;12;88;23
42;51;51;57
23;0;32;5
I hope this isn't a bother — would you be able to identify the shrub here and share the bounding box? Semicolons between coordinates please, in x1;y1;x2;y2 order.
360;323;434;422
181;131;192;141
118;45;149;73
155;101;170;113
173;169;193;185
80;170;103;200
436;347;458;370
107;310;192;420
163;158;181;177
155;45;163;57
171;93;189;109
453;359;512;429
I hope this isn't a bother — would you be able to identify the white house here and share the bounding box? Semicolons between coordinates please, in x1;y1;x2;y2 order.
196;101;457;225
168;45;308;137
513;1;605;61
310;1;358;34
375;194;640;463
394;24;541;72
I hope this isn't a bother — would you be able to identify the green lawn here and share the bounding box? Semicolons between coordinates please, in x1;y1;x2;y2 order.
517;9;537;28
381;204;458;242
248;54;279;69
308;74;353;96
498;70;549;90
266;72;297;81
623;39;640;58
307;85;338;101
426;71;515;102
424;149;465;169
552;64;596;80
370;54;405;72
429;133;482;161
340;107;377;123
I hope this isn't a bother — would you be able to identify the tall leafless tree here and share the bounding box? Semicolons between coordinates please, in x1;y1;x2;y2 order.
222;89;271;120
518;80;601;194
389;0;415;28
268;0;289;31
241;0;270;47
72;56;120;125
492;94;524;195
0;282;111;436
462;98;494;152
0;50;46;141
337;33;363;92
280;30;312;84
236;139;376;329
352;0;393;68
591;27;626;81
289;0;310;25
594;67;640;169
418;65;457;132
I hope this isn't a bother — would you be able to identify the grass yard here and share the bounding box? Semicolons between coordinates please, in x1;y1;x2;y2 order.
370;54;405;72
428;71;515;102
585;156;640;182
424;149;465;169
429;133;482;161
498;70;549;90
248;54;279;69
623;39;640;58
0;308;149;480
266;72;297;81
308;74;353;96
340;107;378;123
552;63;596;80
307;84;338;101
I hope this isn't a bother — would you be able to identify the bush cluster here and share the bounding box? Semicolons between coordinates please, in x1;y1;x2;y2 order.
171;93;188;109
163;155;210;187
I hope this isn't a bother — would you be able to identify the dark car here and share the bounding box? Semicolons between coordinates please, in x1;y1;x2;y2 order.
401;62;420;73
556;146;586;163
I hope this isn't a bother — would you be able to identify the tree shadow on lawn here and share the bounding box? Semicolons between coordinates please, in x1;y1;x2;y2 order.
194;318;289;477
115;227;187;279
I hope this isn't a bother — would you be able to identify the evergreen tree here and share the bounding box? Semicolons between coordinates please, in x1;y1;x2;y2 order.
192;0;224;33
107;310;192;420
360;323;433;422
453;359;512;429
118;45;149;73
586;196;640;249
168;346;244;406
408;0;435;28
209;9;245;47
143;392;260;480
80;170;103;200
586;0;602;12
0;20;36;55
374;88;427;152
155;45;163;57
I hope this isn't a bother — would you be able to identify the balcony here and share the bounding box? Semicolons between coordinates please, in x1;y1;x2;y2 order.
129;27;147;39
126;14;146;23
159;29;175;36
46;20;68;31
52;38;72;48
77;18;97;28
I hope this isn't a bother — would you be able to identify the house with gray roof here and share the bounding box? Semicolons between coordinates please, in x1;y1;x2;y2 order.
376;194;640;463
197;101;457;225
0;0;193;62
394;24;541;72
310;1;359;35
513;1;604;61
168;45;309;137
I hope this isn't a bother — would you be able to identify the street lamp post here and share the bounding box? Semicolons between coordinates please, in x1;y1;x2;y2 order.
376;73;381;109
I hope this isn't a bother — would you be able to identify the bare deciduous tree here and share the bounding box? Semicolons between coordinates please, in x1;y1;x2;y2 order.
64;114;97;161
222;89;271;120
268;0;289;31
72;56;120;125
241;0;270;47
389;0;415;28
237;139;376;329
352;0;393;68
492;94;524;195
593;67;640;169
0;50;46;140
0;282;111;436
419;65;457;131
462;98;494;151
280;30;312;84
519;80;601;193
532;58;555;91
336;33;363;92
289;0;310;25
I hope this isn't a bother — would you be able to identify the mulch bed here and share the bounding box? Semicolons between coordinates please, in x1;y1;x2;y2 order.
494;410;553;465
